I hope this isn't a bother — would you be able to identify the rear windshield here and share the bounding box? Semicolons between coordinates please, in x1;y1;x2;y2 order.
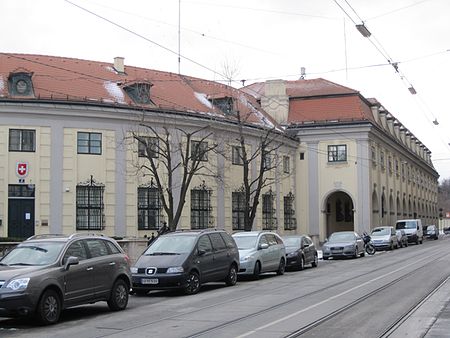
144;235;196;255
283;237;302;247
233;236;257;250
396;221;417;230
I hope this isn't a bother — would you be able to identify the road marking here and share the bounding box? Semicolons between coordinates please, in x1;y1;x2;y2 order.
236;253;435;337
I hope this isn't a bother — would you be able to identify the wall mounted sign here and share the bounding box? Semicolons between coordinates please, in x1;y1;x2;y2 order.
16;162;29;178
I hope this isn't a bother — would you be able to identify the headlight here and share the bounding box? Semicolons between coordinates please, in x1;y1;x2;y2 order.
6;278;30;291
287;251;298;257
242;255;255;262
130;267;138;274
167;267;184;274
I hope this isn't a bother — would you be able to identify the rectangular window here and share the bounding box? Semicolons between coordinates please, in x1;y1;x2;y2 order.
138;187;162;230
283;156;290;173
371;146;377;165
380;150;385;169
232;146;243;165
77;132;102;155
299;152;305;160
328;145;347;162
138;137;159;158
191;189;211;229
263;150;272;169
284;194;296;230
232;191;245;230
9;129;35;152
76;185;104;230
262;193;276;230
191;140;208;161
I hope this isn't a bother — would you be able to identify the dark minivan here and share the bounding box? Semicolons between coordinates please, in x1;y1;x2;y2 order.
131;229;239;295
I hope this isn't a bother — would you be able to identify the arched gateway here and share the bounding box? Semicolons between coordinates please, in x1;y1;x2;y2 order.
324;191;355;237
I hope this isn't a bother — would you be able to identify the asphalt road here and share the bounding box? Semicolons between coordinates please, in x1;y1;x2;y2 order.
1;236;449;338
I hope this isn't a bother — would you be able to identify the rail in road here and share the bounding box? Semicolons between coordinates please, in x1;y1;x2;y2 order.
2;238;450;338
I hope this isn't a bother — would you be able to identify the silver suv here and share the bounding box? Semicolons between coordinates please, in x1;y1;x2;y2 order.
0;234;131;324
232;231;286;279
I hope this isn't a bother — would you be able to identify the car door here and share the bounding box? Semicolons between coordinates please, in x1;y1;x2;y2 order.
208;233;229;280
258;235;272;272
355;233;364;253
85;239;116;299
265;234;279;269
302;237;313;264
62;239;94;306
195;235;215;282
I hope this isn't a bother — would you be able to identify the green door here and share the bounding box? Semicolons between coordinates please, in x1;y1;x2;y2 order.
8;199;35;239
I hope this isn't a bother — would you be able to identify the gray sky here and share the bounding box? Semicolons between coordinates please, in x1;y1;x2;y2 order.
2;0;449;180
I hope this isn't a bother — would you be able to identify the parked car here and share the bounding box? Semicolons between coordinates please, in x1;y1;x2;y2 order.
395;219;423;244
322;231;365;260
131;229;239;295
370;226;398;250
0;234;131;325
283;235;318;270
396;229;408;248
426;225;439;240
232;231;286;279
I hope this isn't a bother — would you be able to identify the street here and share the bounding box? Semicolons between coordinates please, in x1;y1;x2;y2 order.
1;237;450;338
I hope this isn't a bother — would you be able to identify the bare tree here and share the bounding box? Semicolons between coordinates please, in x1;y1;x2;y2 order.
133;123;219;232
233;112;284;231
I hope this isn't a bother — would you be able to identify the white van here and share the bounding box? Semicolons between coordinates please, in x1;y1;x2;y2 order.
395;219;423;245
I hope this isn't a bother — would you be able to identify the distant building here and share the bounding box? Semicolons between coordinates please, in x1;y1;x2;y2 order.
244;79;439;241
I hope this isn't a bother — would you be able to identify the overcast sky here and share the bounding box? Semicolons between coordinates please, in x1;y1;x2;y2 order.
2;0;449;180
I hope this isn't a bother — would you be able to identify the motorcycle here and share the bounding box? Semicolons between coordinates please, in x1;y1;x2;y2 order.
363;232;376;255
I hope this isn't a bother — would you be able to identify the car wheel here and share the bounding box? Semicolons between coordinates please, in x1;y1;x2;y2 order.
253;261;261;280
312;254;318;267
225;264;238;286
108;279;129;311
184;271;201;295
360;249;365;257
420;239;423;244
277;258;286;275
298;256;305;271
36;289;61;325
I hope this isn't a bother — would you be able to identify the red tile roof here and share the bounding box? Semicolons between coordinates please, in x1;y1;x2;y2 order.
0;53;279;129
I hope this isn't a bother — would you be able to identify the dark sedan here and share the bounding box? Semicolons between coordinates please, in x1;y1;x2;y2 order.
283;235;318;270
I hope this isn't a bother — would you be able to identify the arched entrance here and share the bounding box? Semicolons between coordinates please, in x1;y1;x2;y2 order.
325;191;354;237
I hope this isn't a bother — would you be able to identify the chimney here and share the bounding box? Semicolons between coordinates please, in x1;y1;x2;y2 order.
260;80;289;124
114;57;125;74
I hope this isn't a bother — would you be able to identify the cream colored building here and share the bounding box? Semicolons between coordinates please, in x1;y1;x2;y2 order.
244;79;439;243
0;54;297;239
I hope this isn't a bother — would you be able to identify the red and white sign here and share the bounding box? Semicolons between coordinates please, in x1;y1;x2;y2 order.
16;162;29;178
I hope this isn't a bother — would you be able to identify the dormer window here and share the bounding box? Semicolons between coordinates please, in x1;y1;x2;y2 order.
123;82;153;104
8;72;34;97
209;96;235;115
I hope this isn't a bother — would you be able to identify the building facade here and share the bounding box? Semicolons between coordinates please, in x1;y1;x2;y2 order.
244;79;439;242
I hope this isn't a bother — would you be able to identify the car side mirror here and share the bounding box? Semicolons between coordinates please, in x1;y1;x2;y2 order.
259;243;269;250
303;243;310;248
64;256;79;271
197;249;206;256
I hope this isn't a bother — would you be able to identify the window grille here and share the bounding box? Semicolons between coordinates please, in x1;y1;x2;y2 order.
191;187;212;229
138;185;162;230
9;129;35;152
76;176;104;230
262;191;276;230
284;193;296;230
232;191;245;230
328;145;347;162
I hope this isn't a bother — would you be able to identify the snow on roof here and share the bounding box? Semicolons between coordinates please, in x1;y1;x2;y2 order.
103;81;125;104
194;92;213;109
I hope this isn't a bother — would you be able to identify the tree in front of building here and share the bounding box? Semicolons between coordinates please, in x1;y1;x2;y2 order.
133;124;219;232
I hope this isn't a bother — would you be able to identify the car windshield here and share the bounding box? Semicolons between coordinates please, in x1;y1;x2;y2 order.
233;236;257;250
328;232;355;242
396;221;416;229
144;235;196;255
283;237;301;247
1;242;65;266
371;228;390;236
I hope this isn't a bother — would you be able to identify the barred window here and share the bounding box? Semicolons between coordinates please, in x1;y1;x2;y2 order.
328;145;347;162
191;140;208;161
77;132;102;155
138;187;162;230
191;189;211;229
76;185;104;230
284;194;296;230
263;150;272;169
232;191;245;230
232;146;243;165
262;192;276;230
9;129;35;152
138;137;159;158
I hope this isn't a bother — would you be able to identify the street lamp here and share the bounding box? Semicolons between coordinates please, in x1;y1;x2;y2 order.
356;23;371;37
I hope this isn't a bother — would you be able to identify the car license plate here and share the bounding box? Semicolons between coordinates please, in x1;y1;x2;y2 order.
141;278;159;285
